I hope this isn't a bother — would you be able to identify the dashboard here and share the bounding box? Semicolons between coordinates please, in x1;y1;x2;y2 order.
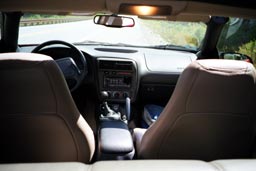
19;45;197;104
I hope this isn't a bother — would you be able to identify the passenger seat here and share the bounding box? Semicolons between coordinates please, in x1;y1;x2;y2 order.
134;59;256;160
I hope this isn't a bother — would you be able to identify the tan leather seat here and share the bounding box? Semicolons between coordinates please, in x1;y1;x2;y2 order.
0;53;95;163
134;59;256;161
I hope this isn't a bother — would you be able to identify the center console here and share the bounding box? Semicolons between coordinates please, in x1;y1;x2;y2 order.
96;58;137;160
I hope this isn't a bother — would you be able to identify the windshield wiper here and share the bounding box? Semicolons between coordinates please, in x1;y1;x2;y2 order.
152;44;197;51
74;41;198;51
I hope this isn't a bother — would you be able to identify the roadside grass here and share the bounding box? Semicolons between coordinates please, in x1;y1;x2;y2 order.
22;14;93;20
21;14;93;26
139;19;206;48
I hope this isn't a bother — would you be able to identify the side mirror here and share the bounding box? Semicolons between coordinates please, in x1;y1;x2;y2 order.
93;15;135;28
220;52;254;64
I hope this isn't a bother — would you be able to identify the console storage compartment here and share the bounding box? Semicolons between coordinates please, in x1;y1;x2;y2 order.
98;120;134;160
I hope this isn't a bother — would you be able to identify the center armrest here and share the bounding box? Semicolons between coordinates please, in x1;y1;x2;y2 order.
98;120;134;160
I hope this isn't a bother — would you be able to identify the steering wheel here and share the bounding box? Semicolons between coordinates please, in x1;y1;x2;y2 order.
32;40;88;92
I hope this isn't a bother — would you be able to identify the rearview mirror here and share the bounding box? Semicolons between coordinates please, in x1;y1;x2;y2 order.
93;15;135;28
220;52;254;64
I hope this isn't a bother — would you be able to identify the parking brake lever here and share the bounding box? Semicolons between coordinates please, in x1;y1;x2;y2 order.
125;97;131;121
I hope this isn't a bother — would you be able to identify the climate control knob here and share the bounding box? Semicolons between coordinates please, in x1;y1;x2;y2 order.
123;92;129;98
113;92;120;98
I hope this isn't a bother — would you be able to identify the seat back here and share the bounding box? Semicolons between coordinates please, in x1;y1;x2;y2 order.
139;59;256;160
0;53;95;163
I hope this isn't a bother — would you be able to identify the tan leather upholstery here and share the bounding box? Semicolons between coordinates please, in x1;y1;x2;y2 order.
135;59;256;160
0;162;89;171
93;160;215;171
1;159;256;171
211;159;256;171
0;53;95;163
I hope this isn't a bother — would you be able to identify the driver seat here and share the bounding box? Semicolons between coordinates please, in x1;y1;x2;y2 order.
0;53;95;163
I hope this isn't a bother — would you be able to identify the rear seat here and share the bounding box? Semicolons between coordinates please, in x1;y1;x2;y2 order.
0;160;256;171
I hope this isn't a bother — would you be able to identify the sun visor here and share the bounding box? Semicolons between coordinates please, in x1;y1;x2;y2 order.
106;0;188;16
0;0;106;13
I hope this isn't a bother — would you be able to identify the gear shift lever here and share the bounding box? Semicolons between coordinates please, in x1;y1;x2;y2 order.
100;91;111;116
103;101;116;116
100;91;120;120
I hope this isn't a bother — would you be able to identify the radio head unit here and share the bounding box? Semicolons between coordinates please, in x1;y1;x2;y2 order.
97;59;137;102
104;74;132;88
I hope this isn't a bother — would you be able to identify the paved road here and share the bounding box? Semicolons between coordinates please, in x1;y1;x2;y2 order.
19;18;166;46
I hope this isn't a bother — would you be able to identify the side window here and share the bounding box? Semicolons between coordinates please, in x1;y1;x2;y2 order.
217;18;256;66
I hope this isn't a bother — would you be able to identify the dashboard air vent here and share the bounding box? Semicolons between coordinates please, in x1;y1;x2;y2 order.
99;60;133;71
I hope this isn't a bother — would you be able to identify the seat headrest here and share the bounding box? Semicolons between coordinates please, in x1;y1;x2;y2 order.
182;59;256;113
0;53;53;68
196;59;256;75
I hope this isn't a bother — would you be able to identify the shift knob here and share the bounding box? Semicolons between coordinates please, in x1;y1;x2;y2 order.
100;91;109;101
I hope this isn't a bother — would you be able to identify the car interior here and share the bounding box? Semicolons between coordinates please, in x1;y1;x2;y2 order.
0;0;256;170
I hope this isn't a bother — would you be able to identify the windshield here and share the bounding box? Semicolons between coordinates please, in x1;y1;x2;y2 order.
19;14;206;49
